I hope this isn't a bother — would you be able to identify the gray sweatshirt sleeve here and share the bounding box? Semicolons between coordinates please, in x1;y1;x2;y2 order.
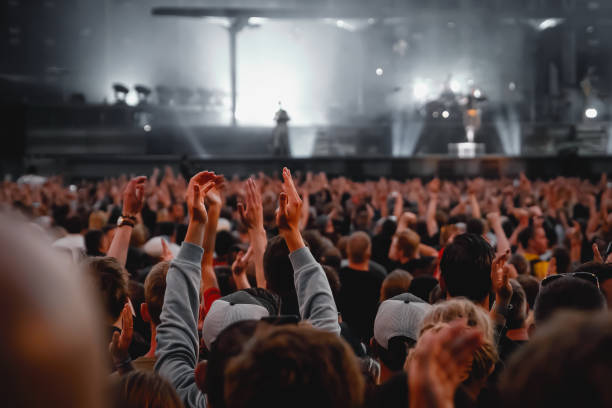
289;246;341;335
154;242;207;408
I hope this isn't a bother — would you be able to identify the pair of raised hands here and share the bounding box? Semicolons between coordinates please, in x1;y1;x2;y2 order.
185;171;225;224
237;167;302;235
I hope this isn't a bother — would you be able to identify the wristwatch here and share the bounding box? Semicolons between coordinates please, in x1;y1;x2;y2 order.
117;216;135;228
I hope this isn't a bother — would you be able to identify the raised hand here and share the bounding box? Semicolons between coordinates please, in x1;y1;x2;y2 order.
276;167;303;233
593;242;604;264
186;172;216;224
205;175;225;208
408;320;483;408
238;178;264;231
161;239;174;262
491;249;512;304
109;303;133;367
122;176;147;217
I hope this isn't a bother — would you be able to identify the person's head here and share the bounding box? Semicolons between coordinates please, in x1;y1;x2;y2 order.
202;289;280;349
372;293;432;372
391;229;420;261
200;320;260;408
420;298;498;389
347;231;371;265
574;262;612;308
170;203;185;222
440;233;494;305
215;230;239;262
113;371;183;408
408;275;440;303
64;215;85;234
380;269;413;301
516;274;539;309
551;246;571;275
507;279;528;330
320;246;342;272
85;229;108;256
0;215;106;408
88;211;108;230
141;261;170;328
466;218;486;236
508;253;530;276
85;256;128;324
518;226;548;255
263;235;298;315
439;224;459;247
534;275;606;325
500;312;612;408
224;324;364;408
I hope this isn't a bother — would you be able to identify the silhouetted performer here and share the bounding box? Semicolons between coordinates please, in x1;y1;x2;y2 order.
272;104;290;156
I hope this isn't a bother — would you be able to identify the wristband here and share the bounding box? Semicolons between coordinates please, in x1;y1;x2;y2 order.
121;214;137;221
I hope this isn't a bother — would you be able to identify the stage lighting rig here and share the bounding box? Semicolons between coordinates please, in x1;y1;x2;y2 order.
112;83;129;104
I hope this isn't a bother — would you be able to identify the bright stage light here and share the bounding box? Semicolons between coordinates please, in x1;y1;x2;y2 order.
508;82;516;91
125;92;138;106
585;108;598;119
537;18;564;31
473;89;482;98
450;80;460;93
442;110;450;119
143;124;151;132
376;67;383;76
413;82;429;101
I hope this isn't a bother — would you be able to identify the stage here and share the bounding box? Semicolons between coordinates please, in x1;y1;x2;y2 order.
20;154;612;182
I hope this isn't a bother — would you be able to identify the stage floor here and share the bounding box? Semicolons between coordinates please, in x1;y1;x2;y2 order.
16;153;612;181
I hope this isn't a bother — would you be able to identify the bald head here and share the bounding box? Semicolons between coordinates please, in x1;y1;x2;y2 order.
347;231;371;264
0;214;106;408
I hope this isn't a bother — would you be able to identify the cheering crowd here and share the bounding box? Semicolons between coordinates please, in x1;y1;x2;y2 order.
2;166;612;408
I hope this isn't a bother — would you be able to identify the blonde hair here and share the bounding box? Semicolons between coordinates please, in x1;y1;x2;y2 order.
88;211;108;230
420;298;498;384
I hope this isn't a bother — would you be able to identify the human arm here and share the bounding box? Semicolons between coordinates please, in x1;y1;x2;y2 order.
487;212;510;254
200;173;225;294
278;168;340;335
109;303;134;375
489;250;512;328
426;179;440;237
107;176;146;267
231;248;253;290
238;178;268;288
154;174;213;408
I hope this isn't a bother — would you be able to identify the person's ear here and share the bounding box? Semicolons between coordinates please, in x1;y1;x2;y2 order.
195;360;208;393
140;303;150;323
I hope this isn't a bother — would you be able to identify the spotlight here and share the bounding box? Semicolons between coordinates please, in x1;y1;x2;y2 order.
414;82;429;101
112;83;129;104
450;80;460;93
442;110;450;119
473;89;482;98
508;82;516;91
143;124;152;132
585;108;598;119
134;85;152;105
375;67;383;76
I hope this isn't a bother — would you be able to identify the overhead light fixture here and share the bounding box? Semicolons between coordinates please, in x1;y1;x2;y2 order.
442;110;450;119
585;108;598;119
375;67;383;76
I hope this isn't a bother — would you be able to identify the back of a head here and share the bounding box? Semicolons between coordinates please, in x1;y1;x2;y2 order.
421;298;497;384
380;269;413;301
440;233;493;302
517;226;534;250
0;215;106;408
534;276;606;325
552;246;571;275
144;261;170;326
396;229;420;259
224;325;364;408
500;312;612;408
85;229;105;256
507;279;527;330
113;371;183;408
509;253;530;276
65;215;85;234
263;235;298;314
86;256;128;323
347;231;371;264
156;221;176;238
516;274;539;309
466;218;485;236
204;320;260;408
